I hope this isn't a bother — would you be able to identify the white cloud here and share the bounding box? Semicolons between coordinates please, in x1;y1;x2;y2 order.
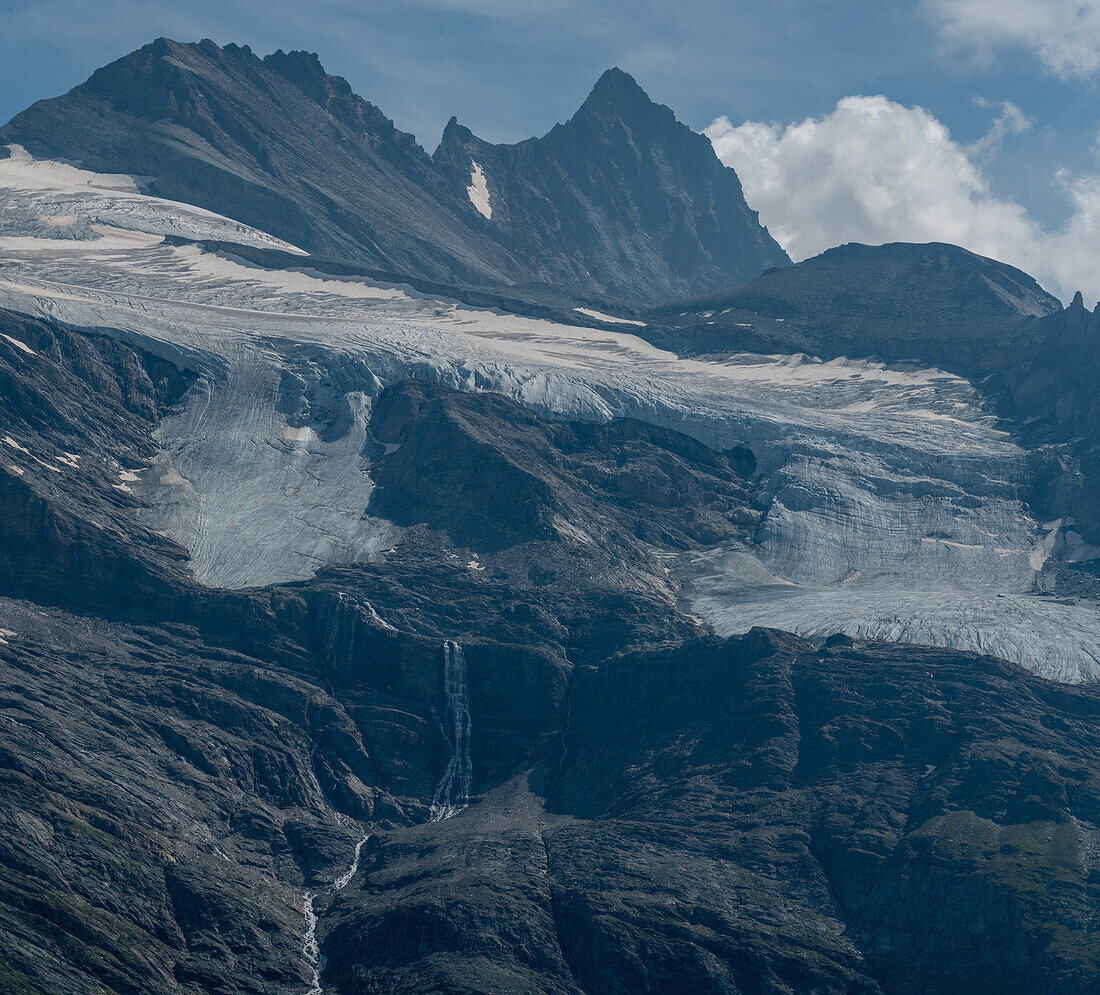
968;98;1032;158
706;96;1100;303
927;0;1100;78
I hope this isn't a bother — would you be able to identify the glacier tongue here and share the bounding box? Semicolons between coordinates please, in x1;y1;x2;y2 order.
135;352;399;589
0;148;1096;679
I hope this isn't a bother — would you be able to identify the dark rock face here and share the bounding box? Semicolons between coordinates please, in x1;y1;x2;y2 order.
369;379;757;557
0;309;197;616
647;241;1060;368
0;599;370;995
1;43;787;304
325;632;1100;994
548;632;1100;994
433;68;789;303
1;39;517;288
1000;297;1100;544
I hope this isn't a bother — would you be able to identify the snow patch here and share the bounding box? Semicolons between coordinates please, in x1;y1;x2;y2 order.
466;160;492;219
573;307;646;327
3;436;60;473
282;425;321;446
0;144;142;193
0;145;306;253
0;333;35;356
173;246;408;302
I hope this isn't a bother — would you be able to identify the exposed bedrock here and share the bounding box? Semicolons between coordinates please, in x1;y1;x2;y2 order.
321;630;1100;995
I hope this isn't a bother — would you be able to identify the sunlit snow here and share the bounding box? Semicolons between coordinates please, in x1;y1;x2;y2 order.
1;147;1097;679
466;160;492;219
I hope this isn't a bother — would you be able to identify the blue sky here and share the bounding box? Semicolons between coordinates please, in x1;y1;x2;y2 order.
2;0;1099;299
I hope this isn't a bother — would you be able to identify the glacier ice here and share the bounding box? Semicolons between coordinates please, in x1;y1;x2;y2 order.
1;146;1098;680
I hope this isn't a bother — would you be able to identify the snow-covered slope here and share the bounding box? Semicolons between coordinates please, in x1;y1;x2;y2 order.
1;147;1096;679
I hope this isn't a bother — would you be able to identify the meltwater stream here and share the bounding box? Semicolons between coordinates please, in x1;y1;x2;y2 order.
299;750;369;995
300;823;368;995
430;641;473;822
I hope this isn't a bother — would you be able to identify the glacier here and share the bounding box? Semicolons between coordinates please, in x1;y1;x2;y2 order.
1;146;1097;681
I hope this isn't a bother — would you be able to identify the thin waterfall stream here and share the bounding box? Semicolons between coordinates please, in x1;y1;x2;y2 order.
430;640;472;821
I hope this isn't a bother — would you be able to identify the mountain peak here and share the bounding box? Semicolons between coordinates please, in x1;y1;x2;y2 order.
3;38;787;302
577;67;661;122
590;67;647;99
440;115;475;148
263;48;331;103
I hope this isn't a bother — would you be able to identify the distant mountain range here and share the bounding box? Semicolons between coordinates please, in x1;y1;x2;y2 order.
0;39;788;303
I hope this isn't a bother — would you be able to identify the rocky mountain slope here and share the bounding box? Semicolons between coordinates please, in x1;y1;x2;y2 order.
1;38;1099;995
2;305;1100;994
0;39;787;303
646;241;1061;366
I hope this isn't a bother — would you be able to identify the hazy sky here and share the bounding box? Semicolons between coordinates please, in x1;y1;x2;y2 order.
2;0;1100;299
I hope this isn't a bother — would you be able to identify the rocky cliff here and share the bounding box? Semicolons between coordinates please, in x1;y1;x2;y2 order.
433;68;789;302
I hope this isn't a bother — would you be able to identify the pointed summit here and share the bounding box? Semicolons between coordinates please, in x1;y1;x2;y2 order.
585;67;649;105
575;67;668;125
3;39;788;302
439;115;475;148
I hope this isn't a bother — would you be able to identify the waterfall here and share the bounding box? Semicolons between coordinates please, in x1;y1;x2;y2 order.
301;892;322;995
430;640;472;821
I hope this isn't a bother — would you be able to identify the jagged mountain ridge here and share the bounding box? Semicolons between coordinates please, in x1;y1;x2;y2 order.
0;39;518;287
0;38;788;303
432;68;789;302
